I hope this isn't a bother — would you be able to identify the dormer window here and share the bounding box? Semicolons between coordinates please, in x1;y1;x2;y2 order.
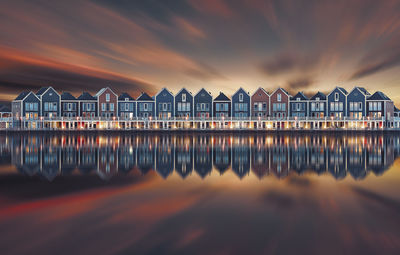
316;98;320;101
296;98;300;101
277;94;281;102
239;93;243;102
334;92;339;101
106;93;110;102
182;94;186;102
125;98;128;101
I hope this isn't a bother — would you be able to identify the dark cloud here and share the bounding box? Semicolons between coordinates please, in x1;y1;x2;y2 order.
259;53;318;76
350;53;400;80
183;63;227;81
285;76;314;92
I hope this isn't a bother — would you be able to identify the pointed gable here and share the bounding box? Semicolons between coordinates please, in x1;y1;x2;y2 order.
367;91;391;101
156;88;174;98
78;92;96;101
61;92;76;100
14;91;29;101
136;92;154;101
271;87;290;97
214;92;230;101
291;92;308;101
95;87;117;97
233;87;249;98
310;92;326;100
118;93;134;101
195;88;212;99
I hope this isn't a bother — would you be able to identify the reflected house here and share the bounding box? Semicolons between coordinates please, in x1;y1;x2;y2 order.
347;87;370;119
309;138;327;175
40;138;61;181
96;87;118;118
78;92;97;118
366;136;392;176
270;136;290;178
250;136;270;178
97;145;118;180
327;140;347;179
290;92;308;117
155;88;174;119
289;138;309;175
213;92;231;118
367;91;394;120
270;88;290;119
194;88;212;118
136;92;155;118
36;87;61;118
232;136;250;179
327;87;347;118
118;93;136;119
61;136;78;174
175;88;193;118
309;92;327;118
347;142;367;180
16;136;41;176
78;143;98;174
175;136;193;178
232;88;250;118
213;135;231;175
251;87;269;117
156;135;174;179
61;92;78;118
117;138;136;172
137;136;155;174
194;135;212;178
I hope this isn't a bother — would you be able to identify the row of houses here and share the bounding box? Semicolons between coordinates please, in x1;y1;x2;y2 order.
11;86;397;120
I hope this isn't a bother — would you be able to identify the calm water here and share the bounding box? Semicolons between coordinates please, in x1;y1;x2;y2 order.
1;132;400;255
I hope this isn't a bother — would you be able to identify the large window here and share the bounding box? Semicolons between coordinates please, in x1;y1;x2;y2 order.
106;93;110;102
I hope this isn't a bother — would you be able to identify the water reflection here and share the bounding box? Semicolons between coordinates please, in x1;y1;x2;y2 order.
2;132;399;181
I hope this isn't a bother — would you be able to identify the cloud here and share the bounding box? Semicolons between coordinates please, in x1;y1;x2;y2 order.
259;52;318;76
285;76;315;92
349;53;400;80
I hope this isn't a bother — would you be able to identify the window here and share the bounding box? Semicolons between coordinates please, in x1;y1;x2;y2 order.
182;94;186;102
216;103;220;111
102;103;106;111
311;103;315;111
110;103;114;111
334;92;339;101
377;102;381;111
359;102;362;111
320;103;324;111
143;103;148;111
277;94;281;102
330;102;334;111
239;93;243;102
106;93;110;102
178;102;182;111
350;102;354;111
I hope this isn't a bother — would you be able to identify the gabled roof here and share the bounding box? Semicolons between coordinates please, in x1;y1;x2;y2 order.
36;87;49;96
251;87;269;97
291;92;308;101
155;88;173;98
95;87;117;97
118;92;134;101
78;92;96;101
351;86;370;96
233;87;249;96
394;106;400;112
14;91;29;101
214;92;230;101
195;88;212;97
367;91;391;101
271;87;290;97
0;104;10;113
61;92;76;100
328;86;348;96
176;87;192;96
310;91;326;100
136;92;154;101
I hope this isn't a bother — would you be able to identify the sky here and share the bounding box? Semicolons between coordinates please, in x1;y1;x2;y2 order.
0;0;400;104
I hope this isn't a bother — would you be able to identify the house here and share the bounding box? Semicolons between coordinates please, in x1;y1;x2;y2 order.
327;87;347;118
12;91;40;119
118;93;136;119
251;87;269;117
309;92;327;118
194;88;212;118
366;91;394;120
77;92;97;118
36;87;61;118
95;87;118;118
0;104;11;118
175;88;193;118
213;92;231;118
61;92;78;118
155;88;174;119
290;92;308;117
270;88;290;118
136;92;155;118
347;87;370;119
232;87;250;118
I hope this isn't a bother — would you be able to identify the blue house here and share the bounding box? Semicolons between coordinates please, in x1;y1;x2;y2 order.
309;92;327;118
61;92;78;118
12;91;40;119
36;87;60;118
136;92;155;118
347;87;370;119
327;87;348;118
213;92;231;118
367;91;394;120
78;92;97;118
290;92;308;117
155;88;174;119
175;88;193;118
232;87;250;118
194;88;212;118
118;93;136;119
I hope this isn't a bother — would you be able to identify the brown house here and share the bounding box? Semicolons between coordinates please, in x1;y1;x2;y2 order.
270;87;290;118
96;87;118;118
251;87;269;117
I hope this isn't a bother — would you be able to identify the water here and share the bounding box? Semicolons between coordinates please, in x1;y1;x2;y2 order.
0;132;400;255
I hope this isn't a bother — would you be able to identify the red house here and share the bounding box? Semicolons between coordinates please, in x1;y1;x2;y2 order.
251;87;269;117
270;87;290;118
96;87;118;118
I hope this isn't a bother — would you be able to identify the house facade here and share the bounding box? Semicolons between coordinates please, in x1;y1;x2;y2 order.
136;92;155;118
290;92;308;117
96;87;118;118
327;87;347;118
251;87;269;117
309;92;327;118
36;87;60;118
347;87;370;119
175;88;193;118
213;92;231;118
367;91;394;120
155;88;174;119
194;88;212;118
118;93;136;119
78;92;97;118
12;91;40;119
61;92;78;117
270;88;290;118
232;88;250;118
